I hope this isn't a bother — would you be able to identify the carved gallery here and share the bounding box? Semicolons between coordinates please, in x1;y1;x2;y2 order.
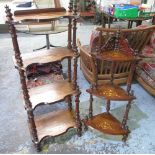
0;0;155;153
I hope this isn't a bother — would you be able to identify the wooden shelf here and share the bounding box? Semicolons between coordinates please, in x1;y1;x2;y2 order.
85;112;129;135
29;80;76;109
6;4;82;151
13;47;74;69
87;83;135;101
95;51;135;62
34;109;76;141
14;10;74;22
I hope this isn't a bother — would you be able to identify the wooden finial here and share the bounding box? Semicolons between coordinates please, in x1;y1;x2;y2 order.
5;6;24;68
5;5;13;22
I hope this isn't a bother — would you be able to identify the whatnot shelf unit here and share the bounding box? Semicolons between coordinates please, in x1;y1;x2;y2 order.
6;1;81;151
81;30;140;141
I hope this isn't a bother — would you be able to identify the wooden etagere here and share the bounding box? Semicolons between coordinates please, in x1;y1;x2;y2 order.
82;29;140;141
6;1;81;151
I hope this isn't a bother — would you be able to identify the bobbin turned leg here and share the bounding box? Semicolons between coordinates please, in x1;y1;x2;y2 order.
106;100;110;113
75;90;82;137
122;100;132;142
67;96;72;111
89;94;93;118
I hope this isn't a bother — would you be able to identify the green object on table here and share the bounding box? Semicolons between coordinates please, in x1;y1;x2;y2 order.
139;11;155;17
114;5;138;18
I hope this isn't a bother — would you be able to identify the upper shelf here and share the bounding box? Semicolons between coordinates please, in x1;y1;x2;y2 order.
13;47;75;69
13;8;75;22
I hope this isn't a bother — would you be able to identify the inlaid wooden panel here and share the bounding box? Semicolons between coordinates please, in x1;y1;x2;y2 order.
34;109;76;141
85;112;129;135
95;51;135;62
13;47;74;69
29;80;76;109
87;83;135;101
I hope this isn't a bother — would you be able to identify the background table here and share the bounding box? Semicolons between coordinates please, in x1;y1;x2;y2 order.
101;11;154;28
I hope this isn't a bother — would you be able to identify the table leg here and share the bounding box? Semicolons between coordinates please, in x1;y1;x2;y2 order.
136;20;142;27
108;17;110;28
102;13;106;28
152;16;155;25
128;20;133;29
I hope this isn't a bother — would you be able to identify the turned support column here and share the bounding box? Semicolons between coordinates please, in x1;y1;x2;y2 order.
5;5;39;151
89;93;93;118
72;17;78;52
106;100;110;113
122;101;132;130
68;17;72;49
73;56;78;90
75;88;82;136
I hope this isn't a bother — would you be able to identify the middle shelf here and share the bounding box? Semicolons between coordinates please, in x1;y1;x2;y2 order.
13;47;75;69
28;80;77;110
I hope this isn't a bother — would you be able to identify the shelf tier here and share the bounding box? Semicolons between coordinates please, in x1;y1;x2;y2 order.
87;83;135;101
34;109;76;141
95;51;135;62
13;47;74;69
85;112;129;135
14;10;74;22
29;80;76;109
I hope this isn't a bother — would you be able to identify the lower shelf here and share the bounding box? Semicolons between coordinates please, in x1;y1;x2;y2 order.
34;109;76;141
85;112;129;135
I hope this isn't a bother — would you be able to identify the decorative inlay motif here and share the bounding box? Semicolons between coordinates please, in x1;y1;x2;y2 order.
99;51;134;61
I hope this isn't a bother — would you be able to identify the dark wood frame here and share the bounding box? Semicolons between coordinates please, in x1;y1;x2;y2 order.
82;30;140;141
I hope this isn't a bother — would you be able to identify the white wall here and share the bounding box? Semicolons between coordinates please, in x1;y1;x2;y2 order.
147;0;155;6
61;0;70;10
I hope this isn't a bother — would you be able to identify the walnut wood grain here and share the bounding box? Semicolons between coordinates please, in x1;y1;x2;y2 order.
86;83;135;101
34;109;76;141
85;112;129;135
13;47;74;69
95;51;136;62
6;4;81;151
14;10;74;22
29;80;76;109
14;8;66;16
